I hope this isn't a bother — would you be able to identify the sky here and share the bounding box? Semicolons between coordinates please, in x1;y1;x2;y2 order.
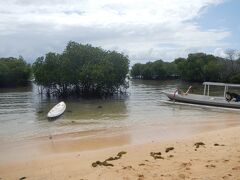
0;0;239;65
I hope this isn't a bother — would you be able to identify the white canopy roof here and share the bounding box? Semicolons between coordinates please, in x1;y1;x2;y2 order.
203;82;240;87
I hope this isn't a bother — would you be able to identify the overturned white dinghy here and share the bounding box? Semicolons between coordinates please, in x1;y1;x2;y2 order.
47;101;66;118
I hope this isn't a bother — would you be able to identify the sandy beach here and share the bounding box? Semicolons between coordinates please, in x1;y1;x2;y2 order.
0;125;240;180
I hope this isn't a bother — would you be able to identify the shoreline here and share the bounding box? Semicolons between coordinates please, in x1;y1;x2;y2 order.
1;125;240;179
1;119;240;162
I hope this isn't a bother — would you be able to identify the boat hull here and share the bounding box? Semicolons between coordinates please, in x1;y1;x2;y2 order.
47;101;66;118
163;92;240;109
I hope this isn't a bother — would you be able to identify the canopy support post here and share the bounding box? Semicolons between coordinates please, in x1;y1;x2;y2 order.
207;85;210;96
224;86;227;97
204;84;206;96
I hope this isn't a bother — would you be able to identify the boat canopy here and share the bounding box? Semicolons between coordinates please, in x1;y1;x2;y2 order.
203;82;240;97
203;82;240;87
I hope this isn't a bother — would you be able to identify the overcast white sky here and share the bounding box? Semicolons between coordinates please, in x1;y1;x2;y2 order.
0;0;234;64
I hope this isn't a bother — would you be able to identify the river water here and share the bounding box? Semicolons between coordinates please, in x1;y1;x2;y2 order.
0;80;240;144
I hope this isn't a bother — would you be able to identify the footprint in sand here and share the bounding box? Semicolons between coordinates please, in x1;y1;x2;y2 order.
205;164;216;168
178;174;186;179
122;165;135;171
180;162;192;168
161;174;172;177
138;174;144;180
222;174;232;179
232;166;240;170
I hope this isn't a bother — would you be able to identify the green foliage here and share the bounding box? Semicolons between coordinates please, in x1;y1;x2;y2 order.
229;73;240;83
178;53;221;82
131;52;240;83
131;60;177;80
0;57;31;87
32;42;129;96
130;63;143;78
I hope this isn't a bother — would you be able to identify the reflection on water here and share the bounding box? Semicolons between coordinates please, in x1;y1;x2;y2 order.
0;80;240;143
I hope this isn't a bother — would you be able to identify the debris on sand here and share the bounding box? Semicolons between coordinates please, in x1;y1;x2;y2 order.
214;143;225;146
194;142;205;148
123;165;133;170
102;161;114;166
106;151;127;161
19;177;27;180
117;151;127;157
150;152;161;156
92;160;113;167
106;156;119;161
92;151;127;168
205;164;216;168
150;152;164;160
165;147;174;153
97;106;102;108
91;162;98;167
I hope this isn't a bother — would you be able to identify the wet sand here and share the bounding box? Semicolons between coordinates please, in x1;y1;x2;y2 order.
1;125;240;179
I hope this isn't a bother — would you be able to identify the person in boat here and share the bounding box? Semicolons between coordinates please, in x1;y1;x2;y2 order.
225;92;240;102
175;86;192;95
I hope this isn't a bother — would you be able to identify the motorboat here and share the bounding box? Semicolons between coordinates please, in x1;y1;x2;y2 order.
163;82;240;109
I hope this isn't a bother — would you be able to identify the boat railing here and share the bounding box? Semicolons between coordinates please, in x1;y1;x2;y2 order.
203;82;240;97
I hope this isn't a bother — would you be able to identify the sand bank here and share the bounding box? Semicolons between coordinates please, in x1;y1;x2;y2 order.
1;125;240;179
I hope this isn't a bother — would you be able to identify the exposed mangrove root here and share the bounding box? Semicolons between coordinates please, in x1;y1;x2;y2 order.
36;83;129;98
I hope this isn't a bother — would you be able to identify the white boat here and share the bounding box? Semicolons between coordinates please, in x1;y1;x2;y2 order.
163;82;240;109
47;101;66;118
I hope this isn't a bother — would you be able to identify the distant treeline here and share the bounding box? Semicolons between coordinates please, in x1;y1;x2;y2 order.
32;41;129;97
1;45;240;94
0;57;31;87
131;51;240;83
